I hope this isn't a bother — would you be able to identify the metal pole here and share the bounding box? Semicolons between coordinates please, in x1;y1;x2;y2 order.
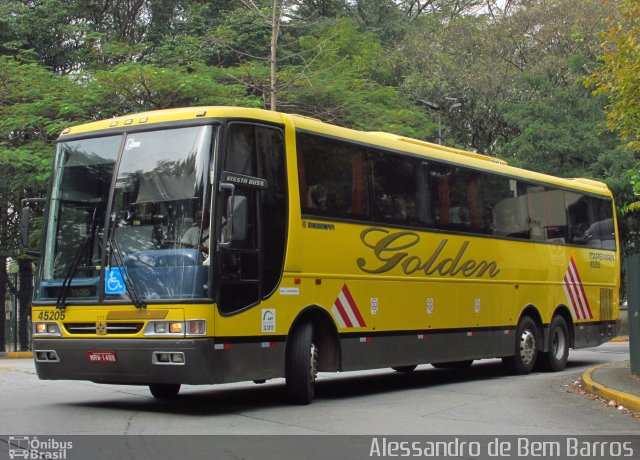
13;274;18;352
628;255;640;375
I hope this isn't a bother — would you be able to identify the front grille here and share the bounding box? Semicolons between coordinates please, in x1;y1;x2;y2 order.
64;322;143;335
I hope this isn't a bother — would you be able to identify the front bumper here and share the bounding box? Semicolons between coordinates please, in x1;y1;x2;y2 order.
33;338;217;385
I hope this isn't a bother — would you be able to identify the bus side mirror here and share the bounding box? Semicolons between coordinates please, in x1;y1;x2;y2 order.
219;182;248;248
227;195;247;242
20;206;32;248
20;198;45;257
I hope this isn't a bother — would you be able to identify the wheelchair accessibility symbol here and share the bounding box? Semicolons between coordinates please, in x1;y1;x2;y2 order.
105;267;126;294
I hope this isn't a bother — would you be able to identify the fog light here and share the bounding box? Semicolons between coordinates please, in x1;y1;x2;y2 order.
169;322;183;334
171;353;185;363
157;353;170;363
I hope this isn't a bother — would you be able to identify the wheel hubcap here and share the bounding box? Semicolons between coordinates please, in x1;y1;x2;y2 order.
519;330;536;364
309;343;318;381
551;328;566;360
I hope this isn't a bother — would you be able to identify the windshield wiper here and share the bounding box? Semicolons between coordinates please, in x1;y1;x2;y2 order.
107;236;146;309
56;206;100;309
56;236;91;310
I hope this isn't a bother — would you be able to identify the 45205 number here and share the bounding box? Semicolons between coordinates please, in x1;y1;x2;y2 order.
37;310;66;321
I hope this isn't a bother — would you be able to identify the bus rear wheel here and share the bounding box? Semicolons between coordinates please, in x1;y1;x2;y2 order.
149;383;181;399
286;322;318;405
538;315;569;372
503;316;539;375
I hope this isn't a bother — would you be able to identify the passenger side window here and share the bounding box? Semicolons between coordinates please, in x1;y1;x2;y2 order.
297;132;369;219
371;152;431;226
566;194;616;250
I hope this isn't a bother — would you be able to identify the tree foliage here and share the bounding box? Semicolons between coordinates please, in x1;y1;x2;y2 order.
589;0;640;152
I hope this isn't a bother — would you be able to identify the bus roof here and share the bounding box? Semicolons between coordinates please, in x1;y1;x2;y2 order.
58;106;612;198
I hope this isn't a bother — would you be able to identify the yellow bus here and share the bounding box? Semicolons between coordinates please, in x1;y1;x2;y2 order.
29;106;620;404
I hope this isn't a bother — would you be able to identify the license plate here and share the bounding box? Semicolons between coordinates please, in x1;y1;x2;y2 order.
88;351;117;363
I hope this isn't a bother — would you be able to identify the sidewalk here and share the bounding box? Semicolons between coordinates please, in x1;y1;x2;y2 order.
580;358;640;413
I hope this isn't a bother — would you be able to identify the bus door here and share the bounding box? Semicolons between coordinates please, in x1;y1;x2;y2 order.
215;123;287;317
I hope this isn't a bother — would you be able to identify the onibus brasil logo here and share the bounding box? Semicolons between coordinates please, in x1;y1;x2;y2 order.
8;436;73;459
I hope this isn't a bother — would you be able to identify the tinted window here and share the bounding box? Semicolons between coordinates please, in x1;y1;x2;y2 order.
371;151;431;226
566;194;615;250
298;132;369;219
295;131;616;250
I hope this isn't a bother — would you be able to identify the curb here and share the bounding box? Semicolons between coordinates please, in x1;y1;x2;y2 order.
610;336;629;343
581;364;640;413
0;352;32;359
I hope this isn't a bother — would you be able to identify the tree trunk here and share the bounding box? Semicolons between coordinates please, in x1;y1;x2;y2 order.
0;256;6;352
269;0;281;111
0;204;7;352
18;258;33;351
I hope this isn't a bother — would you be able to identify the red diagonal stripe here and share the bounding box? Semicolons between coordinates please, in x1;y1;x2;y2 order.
334;296;354;328
567;260;588;320
565;268;586;319
564;273;582;320
341;284;366;327
569;259;592;319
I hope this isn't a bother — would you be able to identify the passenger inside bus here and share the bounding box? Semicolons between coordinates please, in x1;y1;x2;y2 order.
307;184;328;210
180;209;210;259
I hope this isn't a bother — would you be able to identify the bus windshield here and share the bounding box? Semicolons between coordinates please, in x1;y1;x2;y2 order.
37;125;215;303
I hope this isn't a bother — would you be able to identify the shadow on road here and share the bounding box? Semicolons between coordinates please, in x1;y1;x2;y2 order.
61;357;602;416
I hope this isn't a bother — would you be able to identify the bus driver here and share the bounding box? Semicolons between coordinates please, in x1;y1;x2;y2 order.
181;209;210;263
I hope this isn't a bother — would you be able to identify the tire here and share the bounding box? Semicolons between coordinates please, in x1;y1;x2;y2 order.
149;383;181;399
539;315;570;372
502;316;539;375
431;360;473;369
392;365;418;373
286;322;318;405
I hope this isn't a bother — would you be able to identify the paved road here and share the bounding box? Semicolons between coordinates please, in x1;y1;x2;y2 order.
0;342;637;436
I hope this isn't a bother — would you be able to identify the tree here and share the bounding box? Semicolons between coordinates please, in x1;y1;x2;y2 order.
0;54;93;350
297;20;434;135
589;0;640;152
89;62;260;114
502;73;628;180
401;0;617;154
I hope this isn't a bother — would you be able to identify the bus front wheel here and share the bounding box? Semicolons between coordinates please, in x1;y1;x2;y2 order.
149;383;181;399
538;315;569;372
285;321;318;405
503;316;539;375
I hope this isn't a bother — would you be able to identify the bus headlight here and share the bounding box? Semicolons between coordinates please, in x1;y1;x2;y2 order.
33;322;62;337
144;320;206;336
